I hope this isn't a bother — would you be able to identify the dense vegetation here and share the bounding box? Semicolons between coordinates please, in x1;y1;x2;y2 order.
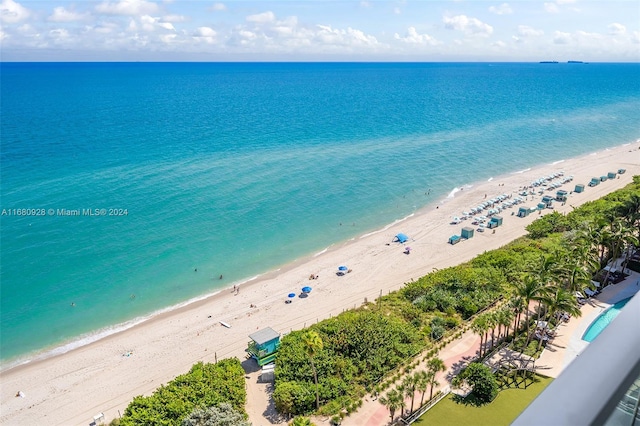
118;359;247;426
275;176;640;417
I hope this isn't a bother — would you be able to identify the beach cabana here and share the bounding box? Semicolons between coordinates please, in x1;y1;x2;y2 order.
461;227;474;239
449;235;461;245
555;190;568;202
247;327;281;366
588;177;600;187
574;184;585;193
618;168;626;174
600;175;608;182
537;202;547;210
607;172;617;179
394;233;409;243
541;195;554;208
517;206;531;217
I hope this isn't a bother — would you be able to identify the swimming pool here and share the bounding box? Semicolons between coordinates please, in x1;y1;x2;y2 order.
582;297;633;342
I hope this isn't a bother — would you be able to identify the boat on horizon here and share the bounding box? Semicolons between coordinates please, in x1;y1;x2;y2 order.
540;61;559;64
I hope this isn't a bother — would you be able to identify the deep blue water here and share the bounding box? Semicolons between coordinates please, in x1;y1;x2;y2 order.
1;62;639;366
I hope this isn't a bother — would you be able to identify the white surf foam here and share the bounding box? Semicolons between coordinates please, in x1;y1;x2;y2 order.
360;213;415;239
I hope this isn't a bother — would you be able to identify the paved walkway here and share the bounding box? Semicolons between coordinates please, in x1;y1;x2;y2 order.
338;330;482;426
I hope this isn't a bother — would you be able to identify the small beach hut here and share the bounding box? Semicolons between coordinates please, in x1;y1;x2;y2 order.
537;202;547;210
461;227;474;239
555;190;568;202
607;171;617;179
588;177;600;187
600;175;608;182
449;235;461;245
517;206;531;217
574;184;585;193
247;327;281;366
541;195;554;208
618;168;626;174
394;233;409;243
488;216;503;229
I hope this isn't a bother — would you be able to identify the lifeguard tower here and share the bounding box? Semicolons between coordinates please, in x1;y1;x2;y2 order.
247;327;281;366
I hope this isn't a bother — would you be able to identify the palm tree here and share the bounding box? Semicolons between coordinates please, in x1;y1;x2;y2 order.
544;287;582;324
290;416;315;426
513;275;547;347
498;307;514;342
536;287;582;351
302;330;323;410
486;311;499;352
401;374;418;414
426;357;446;400
472;315;488;358
414;371;429;407
618;193;640;238
379;389;403;424
508;295;526;340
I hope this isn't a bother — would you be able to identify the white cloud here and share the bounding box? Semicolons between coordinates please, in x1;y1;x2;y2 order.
393;7;401;15
518;25;544;37
49;28;70;39
489;3;512;15
95;0;158;16
211;3;226;12
553;30;571;44
315;24;381;48
608;23;626;35
162;14;186;23
394;27;438;45
194;26;216;37
492;40;506;47
246;11;275;24
48;6;89;22
140;15;175;32
443;15;493;37
544;3;559;14
632;31;640;44
556;0;577;4
1;0;30;23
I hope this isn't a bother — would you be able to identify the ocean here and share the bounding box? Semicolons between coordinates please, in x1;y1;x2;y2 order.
1;62;639;367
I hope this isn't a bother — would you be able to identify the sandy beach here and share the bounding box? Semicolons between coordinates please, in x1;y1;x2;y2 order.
1;143;638;426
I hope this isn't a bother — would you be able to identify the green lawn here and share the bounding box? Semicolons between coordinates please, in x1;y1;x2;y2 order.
413;375;553;426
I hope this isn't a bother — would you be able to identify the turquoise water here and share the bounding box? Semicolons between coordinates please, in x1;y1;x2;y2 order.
1;62;639;366
582;297;633;342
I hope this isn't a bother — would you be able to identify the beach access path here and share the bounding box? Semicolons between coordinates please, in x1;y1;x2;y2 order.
1;143;638;426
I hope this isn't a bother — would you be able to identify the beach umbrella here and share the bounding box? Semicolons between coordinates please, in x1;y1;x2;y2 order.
338;265;348;271
288;293;296;298
302;286;312;293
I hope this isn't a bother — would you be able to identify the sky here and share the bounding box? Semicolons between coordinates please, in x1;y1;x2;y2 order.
0;0;639;61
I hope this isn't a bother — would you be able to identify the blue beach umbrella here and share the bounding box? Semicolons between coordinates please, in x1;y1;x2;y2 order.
338;265;348;271
288;293;296;298
302;286;312;293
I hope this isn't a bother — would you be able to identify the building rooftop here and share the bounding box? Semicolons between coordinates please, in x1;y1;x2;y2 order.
249;327;280;345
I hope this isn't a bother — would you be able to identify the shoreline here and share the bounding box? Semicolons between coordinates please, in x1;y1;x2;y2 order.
1;141;636;371
1;141;638;425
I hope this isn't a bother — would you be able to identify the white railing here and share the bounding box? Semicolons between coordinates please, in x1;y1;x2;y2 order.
398;386;451;425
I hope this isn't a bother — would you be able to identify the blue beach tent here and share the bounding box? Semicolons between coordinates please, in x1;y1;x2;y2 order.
395;233;409;243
